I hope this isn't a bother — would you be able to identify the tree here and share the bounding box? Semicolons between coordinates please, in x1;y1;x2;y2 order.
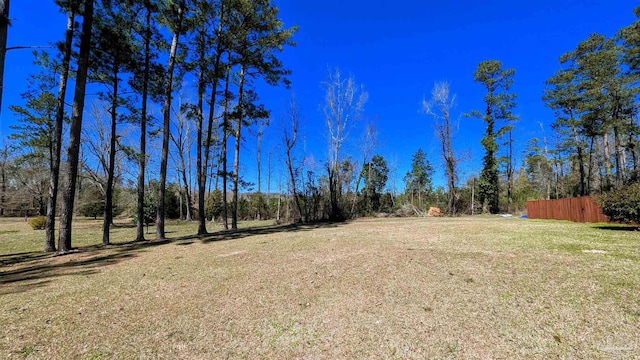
404;149;434;209
0;139;10;216
8;52;59;250
322;68;368;220
546;34;638;194
44;0;78;252
0;0;9;116
219;50;233;230
156;0;186;239
90;1;138;245
423;81;458;215
470;60;517;214
619;6;640;75
361;154;388;214
351;121;378;216
188;0;227;235
170;97;194;221
283;95;304;222
205;188;224;221
543;66;589;196
598;182;640;224
8;152;49;216
568;35;635;189
524;137;553;200
128;0;163;242
255;117;268;220
228;0;295;229
58;0;94;254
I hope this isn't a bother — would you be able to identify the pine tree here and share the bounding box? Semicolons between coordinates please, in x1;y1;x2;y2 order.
58;0;94;253
156;0;186;239
127;0;163;242
404;149;433;210
90;1;138;245
226;0;296;229
470;60;517;214
361;154;388;214
8;52;62;251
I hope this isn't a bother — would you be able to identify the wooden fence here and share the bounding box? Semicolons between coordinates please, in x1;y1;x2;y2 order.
526;197;609;223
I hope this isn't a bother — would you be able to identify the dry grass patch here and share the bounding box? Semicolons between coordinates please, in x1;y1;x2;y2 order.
1;216;639;358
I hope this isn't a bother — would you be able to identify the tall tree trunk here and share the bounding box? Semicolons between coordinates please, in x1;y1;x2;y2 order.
45;7;74;252
0;0;9;117
613;126;624;185
471;176;475;215
58;0;94;254
200;23;226;231
286;141;302;222
177;148;191;220
572;125;586;196
603;132;613;190
506;130;513;213
267;150;271;218
0;152;4;217
136;3;152;242
587;136;596;195
220;57;231;230
444;119;456;216
231;65;246;230
156;0;184;239
103;64;119;245
256;125;263;220
195;25;206;232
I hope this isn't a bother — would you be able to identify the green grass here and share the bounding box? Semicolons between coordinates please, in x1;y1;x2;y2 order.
1;216;639;358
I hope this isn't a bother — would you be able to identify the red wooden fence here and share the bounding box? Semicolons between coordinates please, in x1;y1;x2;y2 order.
526;197;609;223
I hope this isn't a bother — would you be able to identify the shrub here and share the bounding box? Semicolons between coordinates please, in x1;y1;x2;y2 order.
597;182;640;224
28;216;47;230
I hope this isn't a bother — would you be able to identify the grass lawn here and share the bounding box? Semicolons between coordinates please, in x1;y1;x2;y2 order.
1;216;639;359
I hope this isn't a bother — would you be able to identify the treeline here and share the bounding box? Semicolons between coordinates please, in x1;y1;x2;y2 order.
538;9;640;198
0;0;295;253
0;2;638;254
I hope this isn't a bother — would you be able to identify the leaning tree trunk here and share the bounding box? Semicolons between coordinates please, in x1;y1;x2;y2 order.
58;0;94;254
45;7;74;252
156;1;184;239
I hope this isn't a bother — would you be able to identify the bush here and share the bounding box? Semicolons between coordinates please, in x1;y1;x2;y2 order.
597;182;640;224
28;216;47;230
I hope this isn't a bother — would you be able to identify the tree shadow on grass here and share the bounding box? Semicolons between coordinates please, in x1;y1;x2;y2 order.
0;221;348;295
593;225;639;231
0;240;171;295
185;221;348;244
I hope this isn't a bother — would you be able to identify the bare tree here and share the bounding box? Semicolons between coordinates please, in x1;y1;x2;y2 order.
170;96;193;220
255;117;269;220
423;81;458;215
350;121;378;215
322;68;368;220
283;95;303;222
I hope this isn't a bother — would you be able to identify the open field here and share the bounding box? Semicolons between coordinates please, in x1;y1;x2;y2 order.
1;216;639;359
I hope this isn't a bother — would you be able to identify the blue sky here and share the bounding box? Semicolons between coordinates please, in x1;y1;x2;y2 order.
1;0;638;191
